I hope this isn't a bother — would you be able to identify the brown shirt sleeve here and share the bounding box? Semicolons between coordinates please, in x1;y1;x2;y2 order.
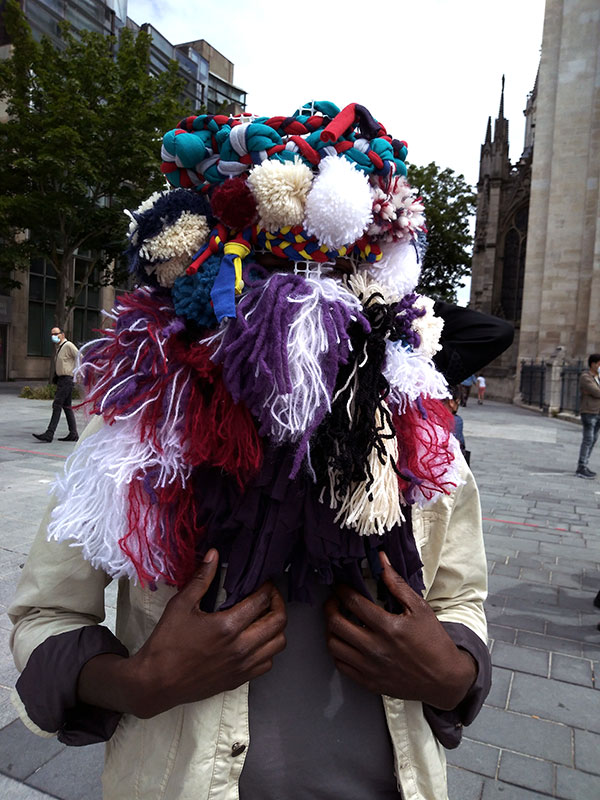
580;371;600;399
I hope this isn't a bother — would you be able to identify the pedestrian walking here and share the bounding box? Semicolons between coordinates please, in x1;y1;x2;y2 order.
575;353;600;479
10;100;515;800
32;327;79;443
476;374;486;404
460;374;476;406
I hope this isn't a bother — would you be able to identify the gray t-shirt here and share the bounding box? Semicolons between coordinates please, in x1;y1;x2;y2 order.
239;579;401;799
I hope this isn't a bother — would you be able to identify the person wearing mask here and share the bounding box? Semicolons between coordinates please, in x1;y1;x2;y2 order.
32;327;79;443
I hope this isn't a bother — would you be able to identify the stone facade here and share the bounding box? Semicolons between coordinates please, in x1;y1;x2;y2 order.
470;0;600;408
518;0;600;367
470;78;535;402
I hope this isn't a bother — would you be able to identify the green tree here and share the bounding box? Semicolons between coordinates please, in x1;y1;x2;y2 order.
407;162;475;303
0;0;189;329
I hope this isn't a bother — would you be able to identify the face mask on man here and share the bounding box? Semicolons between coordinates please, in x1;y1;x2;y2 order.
51;334;61;344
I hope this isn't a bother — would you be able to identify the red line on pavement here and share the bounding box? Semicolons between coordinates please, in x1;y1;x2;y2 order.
482;517;570;533
0;445;67;459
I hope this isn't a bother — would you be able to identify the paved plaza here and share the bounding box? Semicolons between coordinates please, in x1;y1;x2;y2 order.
0;387;599;799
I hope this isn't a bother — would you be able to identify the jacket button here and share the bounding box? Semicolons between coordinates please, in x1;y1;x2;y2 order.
231;742;246;757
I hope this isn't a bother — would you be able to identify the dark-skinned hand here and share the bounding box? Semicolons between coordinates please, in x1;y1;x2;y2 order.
78;549;287;718
324;552;477;710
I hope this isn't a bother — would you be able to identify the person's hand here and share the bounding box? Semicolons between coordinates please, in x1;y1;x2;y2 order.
324;553;476;710
78;550;287;718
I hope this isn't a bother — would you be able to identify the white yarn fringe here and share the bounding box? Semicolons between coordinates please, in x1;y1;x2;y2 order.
47;416;190;582
384;340;449;412
207;275;363;444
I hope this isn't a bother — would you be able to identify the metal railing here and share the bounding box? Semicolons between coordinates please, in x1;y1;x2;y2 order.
520;360;546;408
560;360;583;414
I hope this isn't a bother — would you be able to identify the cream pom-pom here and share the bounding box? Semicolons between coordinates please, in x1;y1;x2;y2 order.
139;212;210;263
247;157;313;232
365;239;421;299
303;156;373;249
412;295;444;359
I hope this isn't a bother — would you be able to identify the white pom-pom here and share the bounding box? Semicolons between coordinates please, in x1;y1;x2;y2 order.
412;295;444;359
304;156;373;249
366;239;421;299
247;157;313;232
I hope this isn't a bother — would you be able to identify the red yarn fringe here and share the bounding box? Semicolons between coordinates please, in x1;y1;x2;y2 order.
393;397;458;503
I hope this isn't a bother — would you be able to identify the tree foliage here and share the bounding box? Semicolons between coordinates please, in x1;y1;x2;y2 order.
0;0;189;327
407;162;475;303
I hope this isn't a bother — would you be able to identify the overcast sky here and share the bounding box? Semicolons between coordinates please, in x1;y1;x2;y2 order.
126;0;546;188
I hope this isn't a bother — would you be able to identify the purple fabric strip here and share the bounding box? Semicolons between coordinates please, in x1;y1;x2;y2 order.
422;622;492;749
16;626;128;746
191;446;424;610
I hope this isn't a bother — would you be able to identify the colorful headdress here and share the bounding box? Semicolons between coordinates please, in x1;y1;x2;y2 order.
49;102;458;609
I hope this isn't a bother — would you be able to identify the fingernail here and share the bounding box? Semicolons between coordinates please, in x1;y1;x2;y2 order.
203;549;217;564
380;551;391;566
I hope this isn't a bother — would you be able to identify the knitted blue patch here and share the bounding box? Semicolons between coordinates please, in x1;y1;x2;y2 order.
172;255;221;327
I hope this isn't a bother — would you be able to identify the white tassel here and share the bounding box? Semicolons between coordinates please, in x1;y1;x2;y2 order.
333;409;404;536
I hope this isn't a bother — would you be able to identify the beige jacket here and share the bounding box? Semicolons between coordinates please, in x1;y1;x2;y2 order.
55;340;79;377
9;420;487;800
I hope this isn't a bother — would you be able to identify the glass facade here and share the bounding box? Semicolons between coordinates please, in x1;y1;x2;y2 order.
27;257;57;357
72;254;101;346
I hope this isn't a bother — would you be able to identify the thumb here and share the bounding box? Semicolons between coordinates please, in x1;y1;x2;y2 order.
179;549;219;607
378;551;417;610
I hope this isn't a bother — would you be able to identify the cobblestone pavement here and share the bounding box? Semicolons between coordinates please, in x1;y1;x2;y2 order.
0;388;599;799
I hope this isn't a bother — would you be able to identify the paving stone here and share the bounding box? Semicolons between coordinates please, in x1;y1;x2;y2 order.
487;624;516;644
550;653;594;687
446;739;499;779
581;641;600;660
481;777;558;799
497;751;554;795
491;564;521;578
487;609;546;634
447;765;485;800
0;774;55;799
26;744;104;800
506;555;546;570
485;667;513;709
0;720;65;781
491;641;549;677
555;765;600;800
573;729;600;776
509;672;600;733
519;568;551;584
546;619;600;644
517;630;582;657
467;706;572;765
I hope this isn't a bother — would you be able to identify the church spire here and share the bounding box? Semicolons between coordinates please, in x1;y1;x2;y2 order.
499;74;505;118
485;116;492;144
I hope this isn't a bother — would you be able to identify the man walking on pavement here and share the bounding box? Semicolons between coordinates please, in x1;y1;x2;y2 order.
32;326;79;443
575;353;600;479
